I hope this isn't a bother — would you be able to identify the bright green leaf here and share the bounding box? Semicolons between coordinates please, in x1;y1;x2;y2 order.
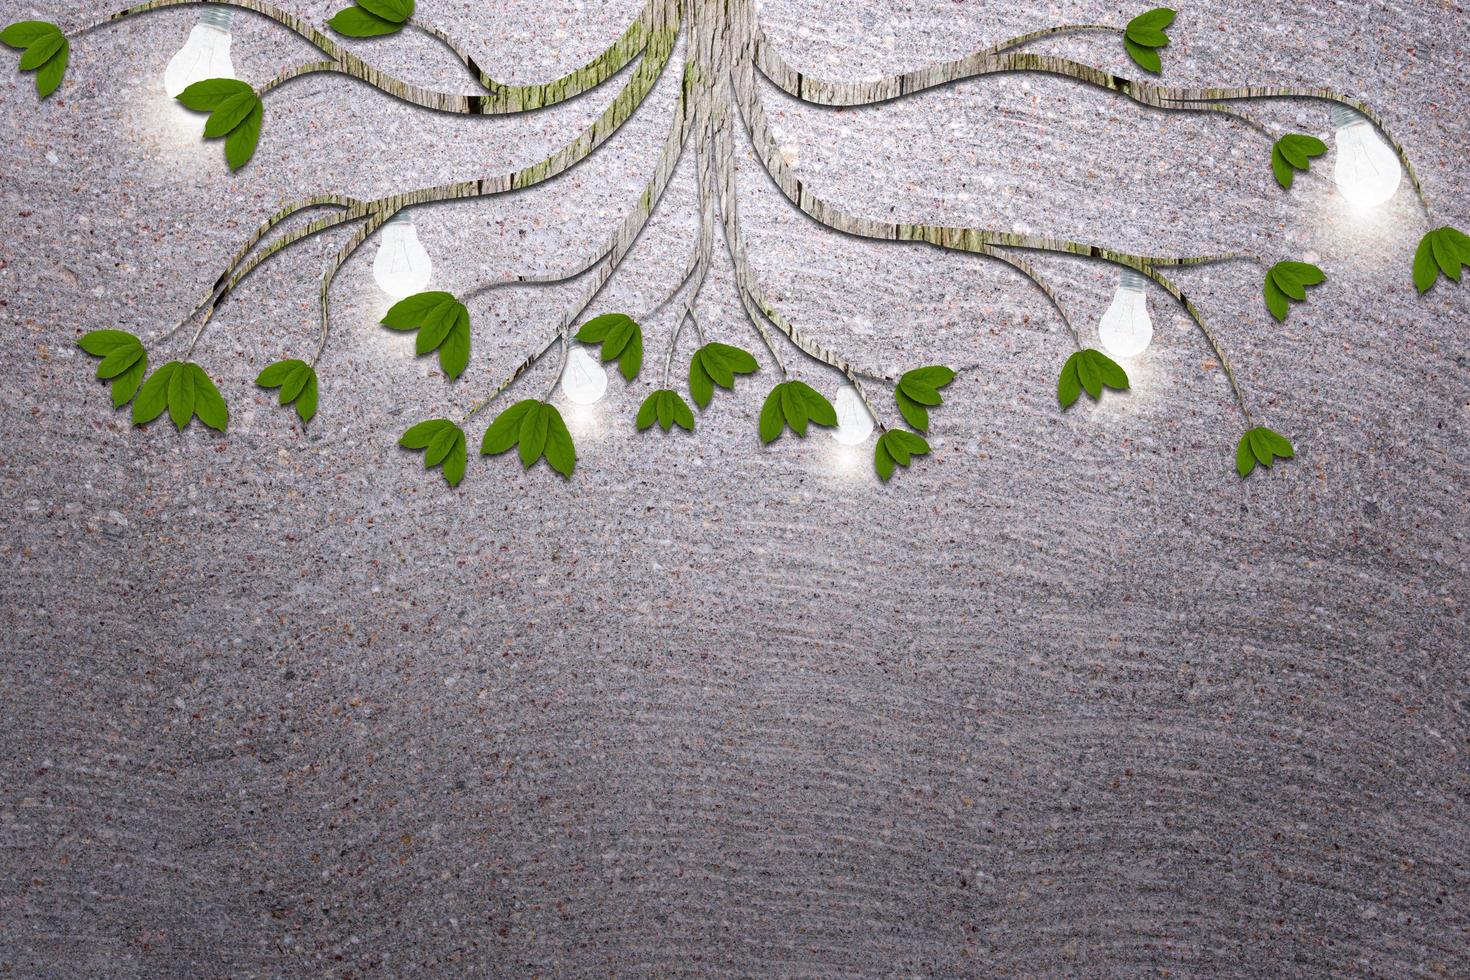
356;0;414;23
381;291;471;380
481;399;536;455
400;419;465;488
132;362;178;425
189;364;228;432
327;5;402;36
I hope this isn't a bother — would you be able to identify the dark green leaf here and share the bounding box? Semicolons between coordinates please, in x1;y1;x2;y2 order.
438;308;471;380
2;21;59;47
702;342;759;375
255;359;301;388
78;329;138;356
1271;145;1295;190
1076;351;1101;398
874;429;931;482
425;424;457;466
32;39;65;98
176;77;252;111
257;359;316;424
223;101;262;171
79;329;149;409
1236;433;1256;477
700;348;735;388
518;402;548;468
758;388;783;444
17;30;63;69
295;373;318;423
112;355;148;408
203;90;257;137
481;399;535;455
132;362;178;425
1413;233;1439;293
656;389;674;430
1129;8;1177;32
1057;353;1081;409
1266;261;1325;321
279;363;311;403
896;389;929;431
1086;349;1130;391
1269;267;1306;301
400;419;465;488
898;378;941;406
327;5;402;36
689;355;714;408
441;433;467;487
400;418;449;449
382;291;456;329
618;330;642;382
167;359;195;430
96;346;142;380
671;393;694;432
189;364;228;432
382;292;470;379
575;312;626;343
780;383;807;436
1124;38;1162;74
874;441;895;482
1248;428;1273;466
1430;230;1462;281
1264;276;1289;322
355;0;414;23
543;405;576;477
792;381;837;427
636;392;659;431
901;365;955;390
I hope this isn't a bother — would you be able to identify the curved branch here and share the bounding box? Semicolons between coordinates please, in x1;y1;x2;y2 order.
74;0;672;116
982;246;1082;350
314;209;393;366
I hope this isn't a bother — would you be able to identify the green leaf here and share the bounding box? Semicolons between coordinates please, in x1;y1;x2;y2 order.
223;101;262;171
518;402;549;469
189;364;228;432
327;5;403;36
1413;233;1439;293
758;387;783;444
688;356;714;408
702;342;760;376
761;381;837;444
1057;353;1082;409
1124;38;1162;74
167;361;195;430
1129;8;1177;32
16;30;62;70
78;330;149;408
896;389;929;431
255;359;318;424
1265;261;1325;322
1059;350;1127;409
176;77;252;112
3;21;68;99
792;381;837;427
636;391;659;431
203;90;257;137
1076;351;1101;398
1086;349;1129;391
543;405;576;477
400;419;466;488
575;313;643;381
381;291;470;380
1430;230;1462;282
1271;134;1326;189
656;390;674;430
874;429;931;482
1271;145;1295;190
355;0;414;23
2;21;59;47
480;399;536;455
1236;426;1294;477
132;362;178;425
671;392;694;432
898;379;941;406
901;365;955;390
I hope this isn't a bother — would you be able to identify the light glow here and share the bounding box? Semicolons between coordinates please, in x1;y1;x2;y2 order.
372;213;433;299
831;384;875;445
1098;269;1153;359
1332;106;1401;210
560;346;608;405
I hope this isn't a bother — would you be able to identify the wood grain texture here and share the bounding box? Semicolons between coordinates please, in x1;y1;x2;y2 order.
0;0;1466;976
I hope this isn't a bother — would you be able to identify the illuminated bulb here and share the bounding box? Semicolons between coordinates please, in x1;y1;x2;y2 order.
831;384;874;446
163;7;236;99
1098;269;1153;359
372;212;433;299
1332;105;1401;209
560;346;607;405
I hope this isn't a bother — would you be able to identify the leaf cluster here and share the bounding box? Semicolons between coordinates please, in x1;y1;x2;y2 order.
381;291;472;380
874;429;930;482
1058;348;1129;408
895;365;954;432
255;359;319;423
400;418;466;487
759;380;836;444
1413;226;1470;294
329;0;414;37
1264;261;1325;323
575;313;643;381
133;361;228;431
1;21;67;99
176;78;263;171
78;330;147;408
636;389;694;433
1124;8;1175;74
1271;133;1327;190
1236;426;1294;477
482;400;575;477
688;342;758;408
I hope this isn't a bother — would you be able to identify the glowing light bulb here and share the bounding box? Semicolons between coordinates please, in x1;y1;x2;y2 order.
372;213;433;299
831;384;874;445
560;346;607;405
1098;269;1153;359
163;7;236;99
1332;105;1401;210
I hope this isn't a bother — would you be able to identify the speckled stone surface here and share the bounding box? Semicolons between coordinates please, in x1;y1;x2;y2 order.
0;1;1467;976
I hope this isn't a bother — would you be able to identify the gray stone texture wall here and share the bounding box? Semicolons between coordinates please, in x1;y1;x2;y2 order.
0;0;1466;975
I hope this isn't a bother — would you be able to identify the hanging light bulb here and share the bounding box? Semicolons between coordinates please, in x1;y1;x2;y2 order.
1332;105;1402;210
831;384;874;446
163;6;236;99
1098;269;1153;359
372;212;433;299
560;346;608;405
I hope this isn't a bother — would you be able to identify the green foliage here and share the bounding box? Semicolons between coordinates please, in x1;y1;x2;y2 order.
1235;425;1294;477
1264;261;1326;323
255;359;319;423
575;313;643;381
636;389;694;433
1271;133;1327;190
1413;227;1470;294
77;330;147;408
688;342;758;408
758;381;837;444
874;429;930;482
328;0;414;36
131;361;228;432
2;21;68;99
175;78;263;171
1057;348;1129;408
895;364;955;432
400;418;467;487
380;291;472;380
480;400;575;477
1123;8;1175;74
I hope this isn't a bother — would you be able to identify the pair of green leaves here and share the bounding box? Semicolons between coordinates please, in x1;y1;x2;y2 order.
1413;226;1470;294
636;389;695;433
482;400;576;477
759;381;836;444
329;0;414;37
1236;426;1294;477
1271;133;1327;190
381;291;471;380
895;366;955;432
400;418;467;487
1058;348;1129;408
78;330;147;407
176;78;263;171
689;342;759;408
874;429;931;482
1264;261;1326;323
133;361;229;431
255;359;319;423
575;313;642;381
1124;8;1175;74
2;20;67;98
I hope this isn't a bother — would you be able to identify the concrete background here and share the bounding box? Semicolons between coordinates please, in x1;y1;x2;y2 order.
0;0;1466;975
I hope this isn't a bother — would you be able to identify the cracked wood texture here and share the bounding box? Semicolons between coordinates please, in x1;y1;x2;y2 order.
1;0;1468;976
